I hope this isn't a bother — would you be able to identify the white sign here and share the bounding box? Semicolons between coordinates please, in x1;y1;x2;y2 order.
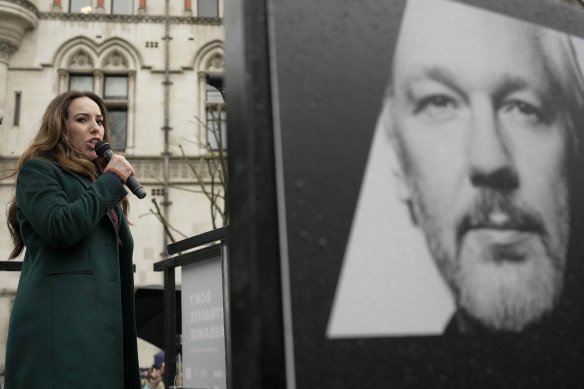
181;250;227;389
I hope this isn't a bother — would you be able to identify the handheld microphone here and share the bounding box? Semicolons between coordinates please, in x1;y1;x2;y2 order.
94;140;147;199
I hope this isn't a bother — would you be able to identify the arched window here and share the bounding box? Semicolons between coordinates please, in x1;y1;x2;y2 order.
205;82;226;150
55;38;141;151
101;49;131;149
194;42;225;151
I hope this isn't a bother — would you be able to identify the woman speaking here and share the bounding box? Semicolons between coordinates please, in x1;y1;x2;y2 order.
3;91;141;388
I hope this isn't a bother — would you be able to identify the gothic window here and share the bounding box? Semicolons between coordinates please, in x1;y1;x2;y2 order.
68;73;129;150
103;75;129;150
69;74;93;92
13;92;21;126
205;84;226;150
195;43;225;153
70;0;92;13
104;75;128;100
56;38;138;152
198;0;218;17
112;0;134;15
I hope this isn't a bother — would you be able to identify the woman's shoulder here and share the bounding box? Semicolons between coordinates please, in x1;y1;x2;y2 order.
18;159;68;183
21;158;59;171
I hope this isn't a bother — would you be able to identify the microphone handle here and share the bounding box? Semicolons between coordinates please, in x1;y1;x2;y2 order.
125;175;147;199
102;150;147;199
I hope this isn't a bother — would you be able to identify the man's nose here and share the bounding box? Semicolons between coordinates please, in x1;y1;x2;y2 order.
467;103;519;190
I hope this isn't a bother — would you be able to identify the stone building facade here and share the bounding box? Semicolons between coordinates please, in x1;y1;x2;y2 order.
0;0;224;373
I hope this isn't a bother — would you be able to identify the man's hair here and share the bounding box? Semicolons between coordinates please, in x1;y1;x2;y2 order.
383;0;584;163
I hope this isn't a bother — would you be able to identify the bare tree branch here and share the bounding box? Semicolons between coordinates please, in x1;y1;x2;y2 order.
150;101;229;234
151;198;177;243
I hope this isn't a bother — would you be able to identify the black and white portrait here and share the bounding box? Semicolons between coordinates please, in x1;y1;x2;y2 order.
328;0;584;337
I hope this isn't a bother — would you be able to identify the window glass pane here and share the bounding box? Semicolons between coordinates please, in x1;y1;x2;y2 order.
113;0;133;15
107;108;128;151
13;92;21;126
104;76;128;100
69;75;94;92
198;0;218;17
70;0;92;13
206;85;223;104
206;106;227;150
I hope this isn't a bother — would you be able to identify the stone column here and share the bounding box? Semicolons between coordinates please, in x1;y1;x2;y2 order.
93;70;104;97
138;0;147;15
57;69;68;94
96;0;105;14
0;41;16;124
185;0;193;16
127;70;137;150
95;0;105;14
52;0;62;12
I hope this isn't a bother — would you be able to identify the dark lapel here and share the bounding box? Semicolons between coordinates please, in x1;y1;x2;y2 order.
59;165;91;189
59;166;120;234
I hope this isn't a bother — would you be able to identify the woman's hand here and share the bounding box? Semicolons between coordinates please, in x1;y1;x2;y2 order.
105;155;134;181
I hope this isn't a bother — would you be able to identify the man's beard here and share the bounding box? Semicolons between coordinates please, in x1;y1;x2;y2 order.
412;188;569;333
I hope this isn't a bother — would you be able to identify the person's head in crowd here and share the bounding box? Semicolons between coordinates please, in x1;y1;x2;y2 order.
381;0;584;333
147;365;162;388
154;350;165;372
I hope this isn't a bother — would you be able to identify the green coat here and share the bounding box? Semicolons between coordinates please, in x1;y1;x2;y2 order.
4;159;141;389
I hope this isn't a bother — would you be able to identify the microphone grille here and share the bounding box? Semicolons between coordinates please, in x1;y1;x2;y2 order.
94;140;111;157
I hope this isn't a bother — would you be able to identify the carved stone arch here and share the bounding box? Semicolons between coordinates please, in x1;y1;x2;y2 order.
205;52;224;72
101;49;129;71
68;48;94;71
98;38;142;70
53;36;99;71
193;40;225;74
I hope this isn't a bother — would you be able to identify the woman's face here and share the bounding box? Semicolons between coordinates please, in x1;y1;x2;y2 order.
65;97;105;161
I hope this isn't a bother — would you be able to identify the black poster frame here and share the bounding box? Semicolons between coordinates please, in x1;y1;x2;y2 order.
224;0;287;388
225;0;584;388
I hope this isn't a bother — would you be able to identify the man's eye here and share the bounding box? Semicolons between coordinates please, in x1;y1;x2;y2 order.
501;100;547;125
414;95;458;118
507;101;539;116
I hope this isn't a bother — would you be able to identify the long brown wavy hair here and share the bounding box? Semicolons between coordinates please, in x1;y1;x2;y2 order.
4;91;130;259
